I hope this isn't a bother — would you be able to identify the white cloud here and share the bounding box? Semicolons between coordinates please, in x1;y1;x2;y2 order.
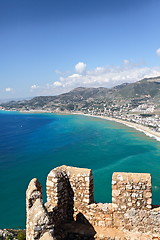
30;84;39;92
5;87;13;92
31;84;39;89
75;62;87;73
54;63;160;92
28;61;160;96
156;48;160;56
68;74;81;79
53;81;63;87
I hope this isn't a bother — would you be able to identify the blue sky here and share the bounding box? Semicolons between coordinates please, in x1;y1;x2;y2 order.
1;0;160;99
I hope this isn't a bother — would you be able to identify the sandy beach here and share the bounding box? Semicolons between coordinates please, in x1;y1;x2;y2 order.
82;114;160;142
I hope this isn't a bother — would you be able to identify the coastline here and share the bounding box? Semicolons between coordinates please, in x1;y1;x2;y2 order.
1;109;160;142
81;113;160;142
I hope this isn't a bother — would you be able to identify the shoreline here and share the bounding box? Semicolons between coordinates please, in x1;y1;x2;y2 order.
1;109;160;142
81;113;160;142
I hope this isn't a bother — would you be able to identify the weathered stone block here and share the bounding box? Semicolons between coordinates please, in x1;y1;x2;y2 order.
112;172;152;211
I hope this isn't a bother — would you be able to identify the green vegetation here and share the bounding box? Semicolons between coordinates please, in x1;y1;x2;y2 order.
0;230;26;240
17;230;26;240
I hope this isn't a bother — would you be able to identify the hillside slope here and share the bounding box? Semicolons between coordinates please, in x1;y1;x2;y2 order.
1;76;160;112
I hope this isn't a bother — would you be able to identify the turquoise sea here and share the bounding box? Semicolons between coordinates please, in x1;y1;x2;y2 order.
1;110;160;229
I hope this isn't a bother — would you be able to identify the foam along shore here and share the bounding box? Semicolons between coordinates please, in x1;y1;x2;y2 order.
81;113;160;142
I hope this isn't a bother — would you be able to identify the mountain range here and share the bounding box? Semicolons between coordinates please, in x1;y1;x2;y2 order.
1;76;160;113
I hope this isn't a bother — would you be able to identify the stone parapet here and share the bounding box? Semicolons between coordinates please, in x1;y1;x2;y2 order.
112;172;152;212
75;203;113;227
26;166;160;240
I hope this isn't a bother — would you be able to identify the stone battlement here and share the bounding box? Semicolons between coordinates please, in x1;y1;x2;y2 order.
26;165;160;240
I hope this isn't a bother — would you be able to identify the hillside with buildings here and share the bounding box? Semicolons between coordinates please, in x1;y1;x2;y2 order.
1;76;160;132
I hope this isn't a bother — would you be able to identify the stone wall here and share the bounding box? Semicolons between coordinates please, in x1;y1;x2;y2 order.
112;172;152;211
46;165;94;225
26;165;160;240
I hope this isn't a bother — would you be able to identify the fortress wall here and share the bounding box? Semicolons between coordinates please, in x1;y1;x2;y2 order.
26;166;160;240
73;172;153;231
75;203;113;228
46;167;70;223
112;172;153;231
63;165;94;207
112;172;152;212
46;165;94;224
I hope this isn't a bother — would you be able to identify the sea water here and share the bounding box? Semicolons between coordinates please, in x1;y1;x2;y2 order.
0;110;160;228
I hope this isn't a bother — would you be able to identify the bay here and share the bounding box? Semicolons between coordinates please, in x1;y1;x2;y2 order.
0;110;160;228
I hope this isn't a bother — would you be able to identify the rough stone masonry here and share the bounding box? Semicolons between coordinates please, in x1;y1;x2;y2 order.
26;165;160;240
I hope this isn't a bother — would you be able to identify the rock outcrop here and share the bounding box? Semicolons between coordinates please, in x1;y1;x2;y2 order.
26;178;54;240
